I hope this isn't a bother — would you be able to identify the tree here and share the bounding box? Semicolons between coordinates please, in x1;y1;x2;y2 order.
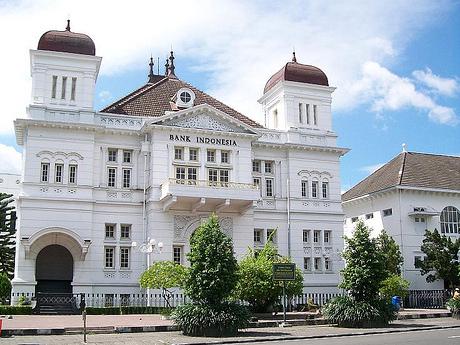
139;261;188;307
416;229;460;289
172;214;250;336
0;273;11;304
340;221;386;302
376;230;404;277
234;241;303;312
0;193;16;279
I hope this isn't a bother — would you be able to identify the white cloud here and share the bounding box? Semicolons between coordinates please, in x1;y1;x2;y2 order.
0;144;22;174
412;68;459;96
98;90;112;103
0;0;455;135
360;163;385;175
349;61;458;125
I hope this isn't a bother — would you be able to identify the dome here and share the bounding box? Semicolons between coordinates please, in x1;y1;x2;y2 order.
37;20;95;56
264;53;328;93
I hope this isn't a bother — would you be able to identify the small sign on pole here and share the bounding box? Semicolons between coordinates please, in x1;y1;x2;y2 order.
273;263;296;325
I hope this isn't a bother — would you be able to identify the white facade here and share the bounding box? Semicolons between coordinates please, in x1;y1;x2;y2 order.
11;38;348;301
0;173;21;204
343;179;460;290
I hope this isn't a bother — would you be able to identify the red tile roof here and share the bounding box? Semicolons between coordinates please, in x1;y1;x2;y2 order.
101;76;263;128
342;152;460;202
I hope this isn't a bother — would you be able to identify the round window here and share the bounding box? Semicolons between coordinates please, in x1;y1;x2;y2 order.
180;91;192;103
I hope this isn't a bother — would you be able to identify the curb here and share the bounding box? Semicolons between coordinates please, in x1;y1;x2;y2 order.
0;312;453;337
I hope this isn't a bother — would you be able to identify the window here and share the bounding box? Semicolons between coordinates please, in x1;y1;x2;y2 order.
351;217;358;223
298;103;303;123
55;163;63;183
120;294;130;307
314;257;322;271
325;258;332;271
301;180;308;198
105;224;115;239
71;77;77;101
61;76;67;99
264;161;273;174
252;160;261;173
108;149;117;162
324;231;331;244
267;229;276;243
187;167;197;183
322;181;329;199
415;217;425;223
253;177;261;190
440;206;460;234
313;105;317;125
174;147;183;160
122;169;131;188
313;230;321;244
306;104;310;124
311;181;318;198
51;75;57;98
303;229;311;243
176;167;186;181
365;213;374;220
107;168;117;187
180;91;192;103
414;256;423;268
120;224;131;239
208;169;218;184
123;150;132;163
105;294;114;307
173;246;182;265
254;229;263;243
265;178;274;197
273;109;278;128
304;257;311;271
219;170;229;185
383;208;393;217
207;149;215;162
41;163;50;183
120;247;130;269
221;150;229;164
69;164;77;184
189;148;198;161
104;247;115;268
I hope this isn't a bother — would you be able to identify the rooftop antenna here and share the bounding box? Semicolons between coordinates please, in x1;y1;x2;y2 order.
168;50;176;78
402;143;407;153
157;57;160;75
66;19;71;31
292;47;297;63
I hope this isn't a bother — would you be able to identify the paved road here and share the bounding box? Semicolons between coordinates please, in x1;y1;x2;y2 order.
251;328;460;345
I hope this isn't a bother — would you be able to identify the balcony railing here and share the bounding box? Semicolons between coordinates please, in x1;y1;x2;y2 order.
165;178;258;190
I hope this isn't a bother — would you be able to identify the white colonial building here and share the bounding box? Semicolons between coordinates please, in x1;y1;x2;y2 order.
343;149;460;290
11;22;348;301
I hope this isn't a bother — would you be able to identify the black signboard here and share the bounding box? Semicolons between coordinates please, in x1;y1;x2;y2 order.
273;263;296;281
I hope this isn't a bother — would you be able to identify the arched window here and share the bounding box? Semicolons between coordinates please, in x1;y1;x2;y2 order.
440;206;460;234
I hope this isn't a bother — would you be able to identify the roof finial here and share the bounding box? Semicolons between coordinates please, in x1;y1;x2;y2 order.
168;50;176;78
66;19;71;31
164;58;170;76
402;143;407;153
292;50;297;63
148;56;155;83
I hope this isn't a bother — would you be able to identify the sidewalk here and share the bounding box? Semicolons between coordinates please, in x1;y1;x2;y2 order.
0;317;459;345
0;308;452;336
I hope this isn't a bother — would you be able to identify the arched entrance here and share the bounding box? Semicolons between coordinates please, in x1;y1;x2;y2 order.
35;245;74;294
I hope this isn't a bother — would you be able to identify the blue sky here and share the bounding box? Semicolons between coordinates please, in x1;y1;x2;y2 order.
0;0;459;192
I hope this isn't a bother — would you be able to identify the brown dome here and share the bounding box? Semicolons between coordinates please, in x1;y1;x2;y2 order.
37;20;95;56
264;54;328;93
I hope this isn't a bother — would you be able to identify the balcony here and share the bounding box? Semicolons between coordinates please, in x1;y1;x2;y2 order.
160;178;260;213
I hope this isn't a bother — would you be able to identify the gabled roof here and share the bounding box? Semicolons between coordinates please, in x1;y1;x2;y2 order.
342;152;460;202
101;76;263;128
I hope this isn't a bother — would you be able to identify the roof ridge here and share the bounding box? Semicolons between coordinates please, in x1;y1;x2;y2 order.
407;151;460;159
397;152;407;185
101;77;167;113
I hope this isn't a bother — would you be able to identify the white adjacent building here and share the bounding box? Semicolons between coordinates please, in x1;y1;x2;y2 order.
343;149;460;290
11;22;348;302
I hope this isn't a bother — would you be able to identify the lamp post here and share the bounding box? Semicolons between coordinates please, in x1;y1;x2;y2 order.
132;238;163;307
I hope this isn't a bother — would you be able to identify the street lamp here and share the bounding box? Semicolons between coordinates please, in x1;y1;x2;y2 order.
132;238;163;306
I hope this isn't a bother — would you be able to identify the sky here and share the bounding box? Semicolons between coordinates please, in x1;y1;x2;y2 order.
0;0;459;192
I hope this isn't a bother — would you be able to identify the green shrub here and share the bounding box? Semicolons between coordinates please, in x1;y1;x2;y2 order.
446;298;460;313
322;296;397;328
379;274;410;299
85;306;168;315
172;302;250;337
0;305;33;314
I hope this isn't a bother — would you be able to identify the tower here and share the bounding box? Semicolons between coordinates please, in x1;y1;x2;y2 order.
258;52;335;132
